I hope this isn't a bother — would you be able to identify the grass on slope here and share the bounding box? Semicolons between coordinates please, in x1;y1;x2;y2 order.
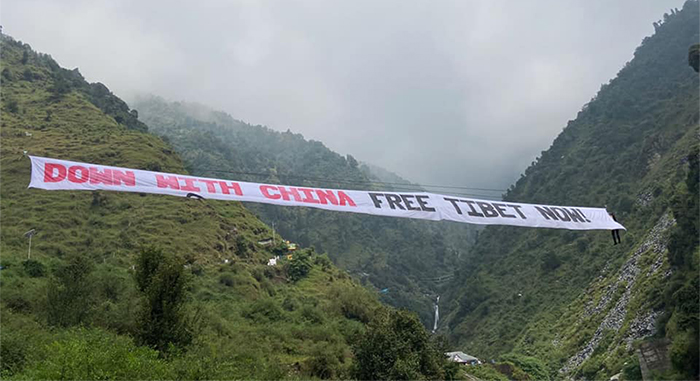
0;34;383;379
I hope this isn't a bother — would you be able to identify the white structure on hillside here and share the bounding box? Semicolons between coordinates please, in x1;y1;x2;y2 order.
445;351;481;365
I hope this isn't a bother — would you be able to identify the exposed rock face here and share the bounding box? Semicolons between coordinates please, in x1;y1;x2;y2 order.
624;309;662;350
638;339;672;380
560;214;675;374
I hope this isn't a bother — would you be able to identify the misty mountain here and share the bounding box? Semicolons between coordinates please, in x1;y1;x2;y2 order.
133;96;478;325
1;1;698;379
442;2;699;379
0;32;431;379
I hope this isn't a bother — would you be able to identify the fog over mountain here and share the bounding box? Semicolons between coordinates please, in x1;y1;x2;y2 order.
1;0;683;190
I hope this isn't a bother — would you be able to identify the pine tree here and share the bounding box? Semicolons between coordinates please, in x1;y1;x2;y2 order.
134;247;192;352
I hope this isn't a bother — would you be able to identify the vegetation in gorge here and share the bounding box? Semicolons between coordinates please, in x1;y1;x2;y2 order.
442;2;699;379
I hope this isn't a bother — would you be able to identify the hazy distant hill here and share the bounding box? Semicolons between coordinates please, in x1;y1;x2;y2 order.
134;95;478;325
442;2;699;379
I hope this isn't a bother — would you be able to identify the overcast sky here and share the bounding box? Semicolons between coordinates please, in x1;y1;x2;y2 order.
2;0;684;191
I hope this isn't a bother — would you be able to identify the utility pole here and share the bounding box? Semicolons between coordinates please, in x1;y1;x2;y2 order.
271;222;276;245
24;229;36;260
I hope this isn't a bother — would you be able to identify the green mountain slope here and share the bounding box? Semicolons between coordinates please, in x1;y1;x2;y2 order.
132;96;477;325
0;33;391;379
442;2;699;379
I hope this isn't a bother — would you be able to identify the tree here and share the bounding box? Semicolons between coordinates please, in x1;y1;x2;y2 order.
689;44;699;73
541;251;561;272
287;250;312;281
48;75;71;100
346;154;358;168
47;254;95;327
352;309;446;380
134;247;192;352
668;150;698;268
6;99;18;113
663;149;700;380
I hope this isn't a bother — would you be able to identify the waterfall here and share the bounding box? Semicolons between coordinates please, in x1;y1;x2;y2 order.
432;295;440;333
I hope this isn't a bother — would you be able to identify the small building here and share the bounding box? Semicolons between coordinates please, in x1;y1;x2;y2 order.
445;351;481;365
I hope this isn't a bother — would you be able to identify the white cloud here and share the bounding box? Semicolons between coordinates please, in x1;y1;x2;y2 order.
1;0;683;189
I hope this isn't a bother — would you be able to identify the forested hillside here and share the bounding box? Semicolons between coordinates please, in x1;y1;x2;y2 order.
0;33;460;380
442;2;699;380
133;96;477;325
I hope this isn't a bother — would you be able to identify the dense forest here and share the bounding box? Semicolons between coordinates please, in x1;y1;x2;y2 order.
133;96;478;325
0;33;470;380
442;2;699;380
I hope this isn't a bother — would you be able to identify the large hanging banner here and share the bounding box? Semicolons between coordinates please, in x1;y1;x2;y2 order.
28;156;625;231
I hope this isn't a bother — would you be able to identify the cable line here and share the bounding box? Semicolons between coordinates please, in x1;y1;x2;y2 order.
187;167;508;194
417;274;455;282
192;168;501;199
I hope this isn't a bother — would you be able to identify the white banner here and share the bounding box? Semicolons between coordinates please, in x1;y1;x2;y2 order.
28;156;625;231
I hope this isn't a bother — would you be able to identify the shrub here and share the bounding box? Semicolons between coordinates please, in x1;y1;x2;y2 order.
15;329;172;380
314;254;333;270
190;264;204;276
0;332;29;376
351;309;444;380
144;162;162;172
621;355;642;381
219;273;235;287
287;250;312;282
669;330;700;379
578;355;604;380
243;298;283;322
282;296;300;311
541;252;561;272
501;353;550;381
329;283;375;323
3;292;32;313
22;259;45;277
300;305;325;324
303;343;343;379
235;235;250;258
7;99;18;113
464;364;509;381
442;361;468;380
